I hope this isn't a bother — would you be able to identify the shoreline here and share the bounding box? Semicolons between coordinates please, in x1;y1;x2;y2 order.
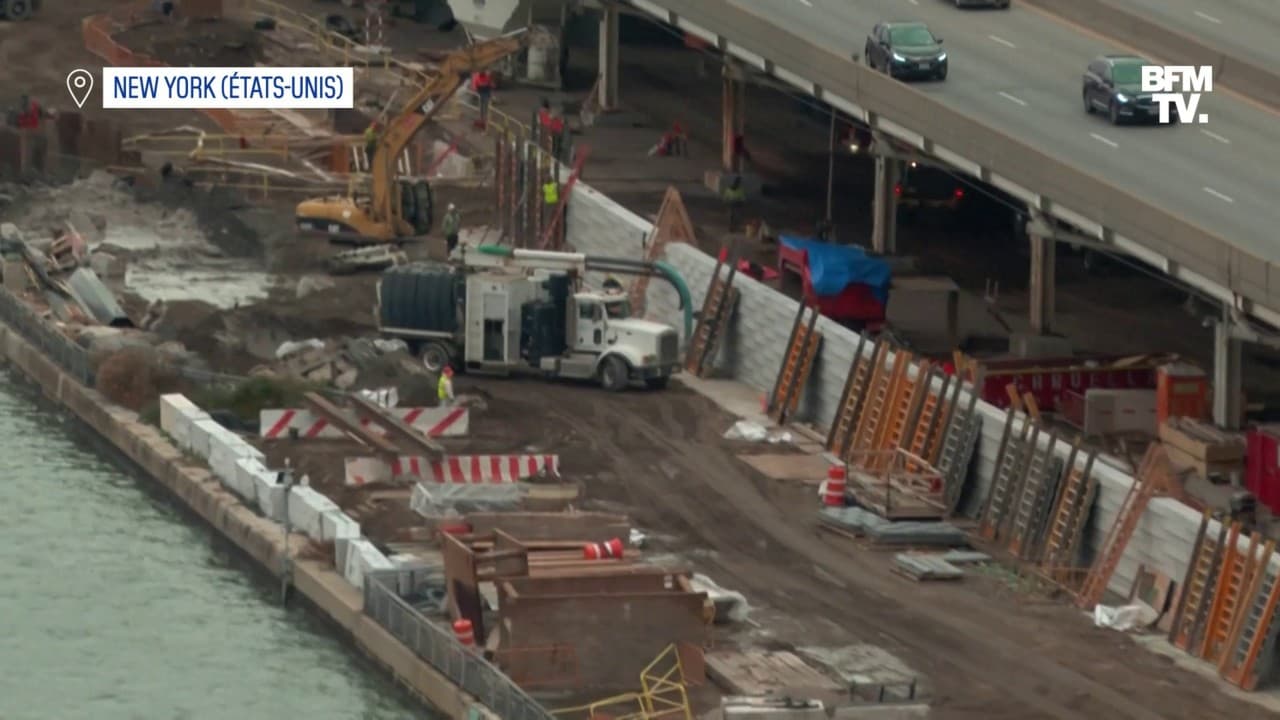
0;316;498;720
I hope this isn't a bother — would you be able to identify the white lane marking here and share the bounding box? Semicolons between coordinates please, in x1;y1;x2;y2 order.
998;91;1027;107
1194;11;1222;24
1200;128;1231;144
988;34;1017;48
908;0;919;4
1090;133;1119;148
1203;187;1235;203
795;0;812;6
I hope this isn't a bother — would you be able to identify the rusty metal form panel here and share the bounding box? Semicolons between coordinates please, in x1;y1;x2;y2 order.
1039;450;1098;587
685;244;740;378
1170;514;1227;651
1222;560;1280;689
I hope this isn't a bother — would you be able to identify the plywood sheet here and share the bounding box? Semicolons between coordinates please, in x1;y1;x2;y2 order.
738;453;832;485
706;649;844;697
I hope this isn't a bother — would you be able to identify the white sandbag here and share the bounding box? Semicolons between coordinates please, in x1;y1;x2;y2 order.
209;434;263;486
187;417;225;459
225;457;264;502
159;394;206;436
286;485;329;540
320;510;361;542
253;469;287;522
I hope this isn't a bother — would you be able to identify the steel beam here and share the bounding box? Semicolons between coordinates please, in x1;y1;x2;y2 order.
871;154;900;254
1029;231;1056;335
1214;307;1244;430
598;4;620;111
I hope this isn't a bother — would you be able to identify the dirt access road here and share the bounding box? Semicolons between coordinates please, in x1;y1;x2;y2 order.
460;377;1270;720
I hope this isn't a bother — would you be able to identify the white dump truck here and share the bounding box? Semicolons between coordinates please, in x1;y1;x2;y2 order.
376;246;691;391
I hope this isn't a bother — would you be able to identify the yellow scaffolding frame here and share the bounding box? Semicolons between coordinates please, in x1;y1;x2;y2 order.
550;644;695;720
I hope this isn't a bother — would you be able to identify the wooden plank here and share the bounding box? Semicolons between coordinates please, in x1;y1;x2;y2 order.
737;453;832;485
303;392;398;454
705;650;843;697
349;392;444;455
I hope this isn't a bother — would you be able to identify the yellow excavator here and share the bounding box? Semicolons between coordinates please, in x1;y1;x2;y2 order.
296;31;526;243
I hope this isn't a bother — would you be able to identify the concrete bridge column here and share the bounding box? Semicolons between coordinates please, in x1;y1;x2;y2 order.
598;4;620;111
1213;306;1243;430
870;154;901;254
721;63;745;173
1028;231;1056;335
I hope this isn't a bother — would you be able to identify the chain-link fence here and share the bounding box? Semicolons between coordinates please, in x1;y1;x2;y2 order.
363;571;554;720
0;286;93;385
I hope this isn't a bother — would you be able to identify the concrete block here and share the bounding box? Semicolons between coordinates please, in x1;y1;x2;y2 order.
230;457;266;503
343;538;393;591
187;417;225;459
208;433;263;486
286;486;330;540
253;469;287;522
160;394;208;447
321;510;361;542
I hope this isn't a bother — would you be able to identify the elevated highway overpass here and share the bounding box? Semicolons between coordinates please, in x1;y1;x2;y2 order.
613;0;1280;425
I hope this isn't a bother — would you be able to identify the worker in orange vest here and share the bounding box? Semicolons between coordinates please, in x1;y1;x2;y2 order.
471;70;494;128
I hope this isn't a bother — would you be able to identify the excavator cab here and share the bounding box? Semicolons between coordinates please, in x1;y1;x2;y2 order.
295;32;525;245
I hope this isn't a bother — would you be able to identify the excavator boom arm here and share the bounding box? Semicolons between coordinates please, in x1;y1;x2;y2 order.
370;32;526;228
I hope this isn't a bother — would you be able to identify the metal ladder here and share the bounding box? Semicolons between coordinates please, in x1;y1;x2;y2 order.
870;353;914;454
906;370;948;459
827;335;876;457
1076;445;1170;609
1223;563;1280;689
1171;516;1228;651
938;389;980;515
768;304;822;424
685;246;740;376
1007;433;1060;558
979;412;1032;541
1219;540;1277;675
851;349;903;456
1039;450;1097;580
1200;529;1259;661
888;363;931;454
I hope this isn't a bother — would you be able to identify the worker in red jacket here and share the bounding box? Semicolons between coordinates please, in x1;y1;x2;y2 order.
471;70;494;128
547;112;565;160
14;95;50;130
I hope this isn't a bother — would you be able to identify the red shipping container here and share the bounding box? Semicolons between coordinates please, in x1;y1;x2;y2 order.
1246;427;1280;515
976;355;1159;414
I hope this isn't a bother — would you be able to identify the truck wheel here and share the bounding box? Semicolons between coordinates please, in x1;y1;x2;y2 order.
4;0;32;19
419;341;453;373
599;356;629;392
644;376;670;391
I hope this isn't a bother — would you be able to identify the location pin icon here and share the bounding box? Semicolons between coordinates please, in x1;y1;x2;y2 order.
66;69;94;109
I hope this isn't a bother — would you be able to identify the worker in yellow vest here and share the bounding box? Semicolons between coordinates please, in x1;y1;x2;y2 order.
437;366;455;406
542;179;559;208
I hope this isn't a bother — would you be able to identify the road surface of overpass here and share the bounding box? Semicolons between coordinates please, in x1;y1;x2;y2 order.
624;0;1280;331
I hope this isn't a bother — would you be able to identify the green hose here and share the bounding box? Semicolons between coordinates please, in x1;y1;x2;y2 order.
475;244;512;256
653;260;694;340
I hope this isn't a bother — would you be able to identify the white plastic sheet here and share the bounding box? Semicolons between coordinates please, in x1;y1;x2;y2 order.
275;338;325;359
409;482;527;518
358;387;399;409
689;573;751;623
1093;603;1158;631
722;420;792;444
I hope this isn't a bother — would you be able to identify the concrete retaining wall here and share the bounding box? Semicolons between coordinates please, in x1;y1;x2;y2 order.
566;184;1210;596
0;323;496;720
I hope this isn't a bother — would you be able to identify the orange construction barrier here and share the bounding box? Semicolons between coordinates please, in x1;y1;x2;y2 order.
1157;363;1208;425
583;537;625;560
823;466;847;507
452;619;475;648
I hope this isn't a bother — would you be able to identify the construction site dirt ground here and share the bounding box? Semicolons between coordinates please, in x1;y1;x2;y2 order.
254;376;1273;720
3;4;1276;718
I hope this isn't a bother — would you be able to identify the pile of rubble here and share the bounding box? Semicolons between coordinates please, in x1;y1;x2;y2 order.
253;336;435;401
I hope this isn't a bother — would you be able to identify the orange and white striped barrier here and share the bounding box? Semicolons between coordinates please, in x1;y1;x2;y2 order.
822;466;847;507
344;454;559;486
583;537;625;560
259;406;468;439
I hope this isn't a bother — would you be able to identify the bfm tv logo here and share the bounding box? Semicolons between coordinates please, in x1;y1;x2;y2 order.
1141;65;1213;124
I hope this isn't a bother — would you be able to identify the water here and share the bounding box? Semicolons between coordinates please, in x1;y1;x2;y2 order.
0;370;434;720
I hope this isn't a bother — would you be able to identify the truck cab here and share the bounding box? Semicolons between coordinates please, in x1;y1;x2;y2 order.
563;290;678;390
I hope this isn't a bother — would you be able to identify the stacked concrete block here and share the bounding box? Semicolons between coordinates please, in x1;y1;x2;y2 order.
186;417;226;459
253;470;288;522
321;510;361;542
342;538;394;591
159;393;211;452
285;485;331;540
208;431;264;487
230;457;267;504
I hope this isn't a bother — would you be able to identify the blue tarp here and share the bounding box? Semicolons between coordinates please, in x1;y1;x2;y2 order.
779;235;891;302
